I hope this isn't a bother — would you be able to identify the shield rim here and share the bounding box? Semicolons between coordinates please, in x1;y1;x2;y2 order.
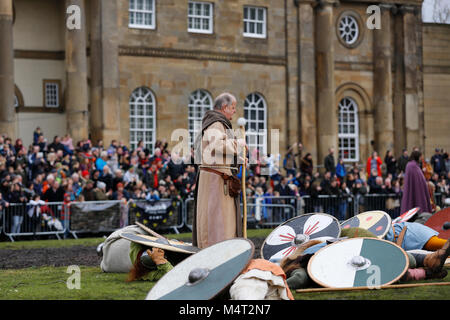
424;207;450;237
260;212;341;260
307;237;409;288
120;232;199;254
146;237;255;300
392;207;420;224
340;210;392;239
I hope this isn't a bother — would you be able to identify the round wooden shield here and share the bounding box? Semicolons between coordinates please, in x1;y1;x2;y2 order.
146;238;254;300
307;238;408;288
340;211;391;239
392;207;420;224
261;213;341;262
424;207;450;238
120;232;200;255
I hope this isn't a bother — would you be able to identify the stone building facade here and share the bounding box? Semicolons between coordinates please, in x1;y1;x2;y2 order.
1;0;450;167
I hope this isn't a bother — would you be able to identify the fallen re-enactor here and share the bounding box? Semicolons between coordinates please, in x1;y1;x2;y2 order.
229;259;294;300
99;225;186;281
279;227;450;290
100;224;149;273
126;243;173;282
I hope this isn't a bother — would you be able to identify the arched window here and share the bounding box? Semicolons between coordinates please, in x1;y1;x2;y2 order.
188;89;212;146
338;97;359;162
129;87;156;151
244;93;267;154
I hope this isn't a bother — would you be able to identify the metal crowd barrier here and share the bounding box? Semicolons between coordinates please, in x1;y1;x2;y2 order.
128;198;184;234
359;193;402;219
2;202;68;242
183;196;298;231
301;195;356;222
1;192;448;241
243;203;296;228
68;200;124;239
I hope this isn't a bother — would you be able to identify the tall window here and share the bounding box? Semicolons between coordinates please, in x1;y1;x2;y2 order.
244;93;267;154
43;80;60;108
129;87;156;151
243;6;266;38
188;1;213;34
129;0;155;29
188;89;212;146
338;97;359;162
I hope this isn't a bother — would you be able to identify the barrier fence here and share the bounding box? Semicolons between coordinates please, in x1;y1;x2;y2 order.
1;192;448;241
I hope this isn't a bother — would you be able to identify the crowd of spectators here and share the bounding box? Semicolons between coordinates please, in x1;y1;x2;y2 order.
0;128;449;225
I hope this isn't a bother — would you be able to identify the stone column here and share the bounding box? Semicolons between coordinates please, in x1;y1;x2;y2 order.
286;0;299;154
0;0;16;138
90;0;121;144
373;4;394;158
297;0;317;164
315;0;338;168
401;5;422;151
65;0;89;143
393;7;406;156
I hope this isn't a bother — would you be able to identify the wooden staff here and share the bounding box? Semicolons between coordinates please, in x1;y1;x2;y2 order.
295;281;450;294
237;117;247;238
135;221;166;240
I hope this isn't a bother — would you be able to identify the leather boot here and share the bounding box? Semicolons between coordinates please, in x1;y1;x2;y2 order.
423;238;450;273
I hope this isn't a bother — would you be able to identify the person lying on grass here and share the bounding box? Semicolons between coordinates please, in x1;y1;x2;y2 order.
126;243;174;282
280;227;450;290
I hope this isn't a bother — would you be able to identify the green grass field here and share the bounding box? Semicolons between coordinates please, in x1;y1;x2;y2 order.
0;230;449;300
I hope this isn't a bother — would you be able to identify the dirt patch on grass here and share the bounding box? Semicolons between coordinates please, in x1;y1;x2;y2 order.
0;246;102;269
0;238;265;270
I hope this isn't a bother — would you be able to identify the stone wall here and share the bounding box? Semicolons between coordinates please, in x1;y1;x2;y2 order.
422;23;450;158
119;55;287;155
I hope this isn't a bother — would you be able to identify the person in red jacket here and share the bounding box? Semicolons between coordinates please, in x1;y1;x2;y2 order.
366;151;382;178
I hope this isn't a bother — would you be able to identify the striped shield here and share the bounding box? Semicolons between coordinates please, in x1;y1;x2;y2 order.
308;238;408;288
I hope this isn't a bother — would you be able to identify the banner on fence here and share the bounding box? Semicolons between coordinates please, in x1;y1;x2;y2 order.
128;199;180;230
70;202;121;232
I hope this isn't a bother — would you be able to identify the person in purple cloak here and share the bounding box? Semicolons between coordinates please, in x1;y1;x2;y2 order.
400;150;432;215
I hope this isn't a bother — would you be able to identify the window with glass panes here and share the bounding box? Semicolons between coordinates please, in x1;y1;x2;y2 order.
129;0;155;29
188;89;212;146
44;82;59;108
129;87;156;152
243;6;266;38
244;93;267;154
188;1;213;33
338;97;359;162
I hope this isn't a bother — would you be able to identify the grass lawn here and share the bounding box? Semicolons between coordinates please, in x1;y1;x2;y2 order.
0;266;151;300
1;229;449;300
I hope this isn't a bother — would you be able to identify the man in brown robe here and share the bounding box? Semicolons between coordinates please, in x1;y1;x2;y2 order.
193;93;245;248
